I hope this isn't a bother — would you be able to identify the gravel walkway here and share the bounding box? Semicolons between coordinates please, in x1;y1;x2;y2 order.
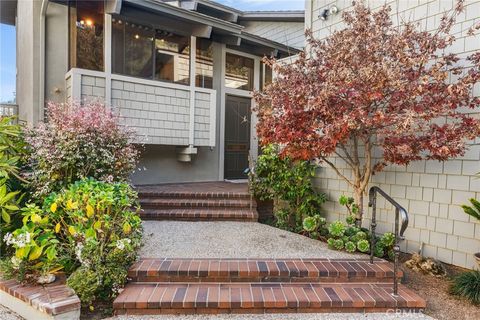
140;221;359;259
0;305;22;320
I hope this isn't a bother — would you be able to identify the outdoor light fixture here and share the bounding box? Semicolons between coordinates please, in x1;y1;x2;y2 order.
319;5;339;21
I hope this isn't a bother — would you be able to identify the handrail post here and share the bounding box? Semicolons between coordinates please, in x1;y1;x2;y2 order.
369;190;377;265
393;207;400;296
368;186;408;297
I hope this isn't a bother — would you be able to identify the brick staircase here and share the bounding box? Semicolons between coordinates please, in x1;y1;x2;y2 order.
137;183;258;222
113;258;426;315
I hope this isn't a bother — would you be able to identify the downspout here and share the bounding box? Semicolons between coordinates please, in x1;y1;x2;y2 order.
39;0;49;122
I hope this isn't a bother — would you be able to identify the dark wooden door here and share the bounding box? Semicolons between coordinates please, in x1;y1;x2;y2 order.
224;95;251;179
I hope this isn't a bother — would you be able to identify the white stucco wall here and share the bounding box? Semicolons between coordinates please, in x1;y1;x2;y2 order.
307;0;480;269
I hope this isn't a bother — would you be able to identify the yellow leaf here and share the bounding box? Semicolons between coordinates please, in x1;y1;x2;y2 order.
68;226;76;236
31;214;42;223
122;222;131;234
55;223;61;233
48;266;64;273
16;247;27;259
86;204;94;217
66;200;78;210
93;220;102;230
29;246;43;261
50;203;57;213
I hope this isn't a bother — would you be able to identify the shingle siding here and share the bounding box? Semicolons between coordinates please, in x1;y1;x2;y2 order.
240;21;305;49
309;0;480;269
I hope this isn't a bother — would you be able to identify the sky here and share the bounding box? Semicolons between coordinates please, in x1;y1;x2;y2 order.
0;23;16;103
0;0;304;103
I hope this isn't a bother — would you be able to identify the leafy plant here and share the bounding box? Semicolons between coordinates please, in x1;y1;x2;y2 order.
0;116;28;253
24;101;140;198
1;179;142;306
357;240;370;253
345;241;356;253
250;144;326;231
450;270;480;305
461;198;480;221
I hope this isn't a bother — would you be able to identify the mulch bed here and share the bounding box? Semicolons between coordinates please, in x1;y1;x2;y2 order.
399;253;480;320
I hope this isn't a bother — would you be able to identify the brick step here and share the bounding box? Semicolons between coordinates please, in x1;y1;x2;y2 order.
139;198;256;209
113;282;426;315
128;258;402;283
137;190;251;200
139;208;258;222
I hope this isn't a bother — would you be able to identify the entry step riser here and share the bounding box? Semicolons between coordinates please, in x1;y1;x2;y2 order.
128;258;403;283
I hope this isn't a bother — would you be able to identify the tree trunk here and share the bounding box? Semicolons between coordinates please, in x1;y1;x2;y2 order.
353;187;364;227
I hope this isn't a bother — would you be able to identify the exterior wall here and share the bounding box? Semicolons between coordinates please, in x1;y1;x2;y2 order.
16;0;41;125
66;69;216;147
45;2;68;104
308;0;480;269
240;21;305;49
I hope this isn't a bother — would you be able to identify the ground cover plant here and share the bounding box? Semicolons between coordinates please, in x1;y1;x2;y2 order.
254;0;480;225
302;195;396;258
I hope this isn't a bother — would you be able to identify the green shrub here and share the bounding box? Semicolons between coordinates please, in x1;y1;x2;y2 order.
250;144;326;231
1;179;142;306
0;116;28;255
450;270;480;305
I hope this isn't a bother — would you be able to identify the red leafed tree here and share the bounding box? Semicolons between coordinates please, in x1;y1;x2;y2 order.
254;1;480;224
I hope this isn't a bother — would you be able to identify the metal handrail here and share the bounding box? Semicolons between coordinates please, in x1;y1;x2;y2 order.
368;186;409;296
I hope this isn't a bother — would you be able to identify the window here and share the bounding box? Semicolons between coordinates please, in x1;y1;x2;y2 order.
155;31;190;85
225;53;254;91
196;38;213;88
112;18;190;85
68;0;104;71
260;63;272;90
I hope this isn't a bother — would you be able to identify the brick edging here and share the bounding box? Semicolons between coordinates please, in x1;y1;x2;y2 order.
0;277;81;317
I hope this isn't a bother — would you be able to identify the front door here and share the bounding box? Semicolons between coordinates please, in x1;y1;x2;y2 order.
224;95;251;179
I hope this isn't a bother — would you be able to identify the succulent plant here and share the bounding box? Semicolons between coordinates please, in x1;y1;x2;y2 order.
327;237;336;249
345;226;360;237
355;231;367;241
333;239;344;250
380;232;395;247
374;243;385;257
345;241;356;253
345;214;356;225
357;239;370;253
303;216;318;232
328;220;345;237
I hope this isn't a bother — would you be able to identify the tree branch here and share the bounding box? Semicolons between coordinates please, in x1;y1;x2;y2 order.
321;156;355;188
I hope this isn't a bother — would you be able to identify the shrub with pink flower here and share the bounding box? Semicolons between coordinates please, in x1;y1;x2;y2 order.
25;101;140;197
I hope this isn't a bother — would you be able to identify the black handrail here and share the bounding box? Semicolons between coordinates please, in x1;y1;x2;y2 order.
368;186;409;296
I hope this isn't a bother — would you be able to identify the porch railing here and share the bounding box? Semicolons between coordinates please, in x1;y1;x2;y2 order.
368;186;409;296
0;104;18;118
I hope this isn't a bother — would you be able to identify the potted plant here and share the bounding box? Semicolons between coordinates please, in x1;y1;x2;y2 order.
461;198;480;266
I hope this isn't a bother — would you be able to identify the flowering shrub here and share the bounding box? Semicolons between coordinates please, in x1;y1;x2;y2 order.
1;179;142;306
25;101;139;197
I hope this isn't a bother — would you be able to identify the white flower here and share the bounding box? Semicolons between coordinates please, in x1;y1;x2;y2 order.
3;232;13;245
115;238;131;250
10;256;21;269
